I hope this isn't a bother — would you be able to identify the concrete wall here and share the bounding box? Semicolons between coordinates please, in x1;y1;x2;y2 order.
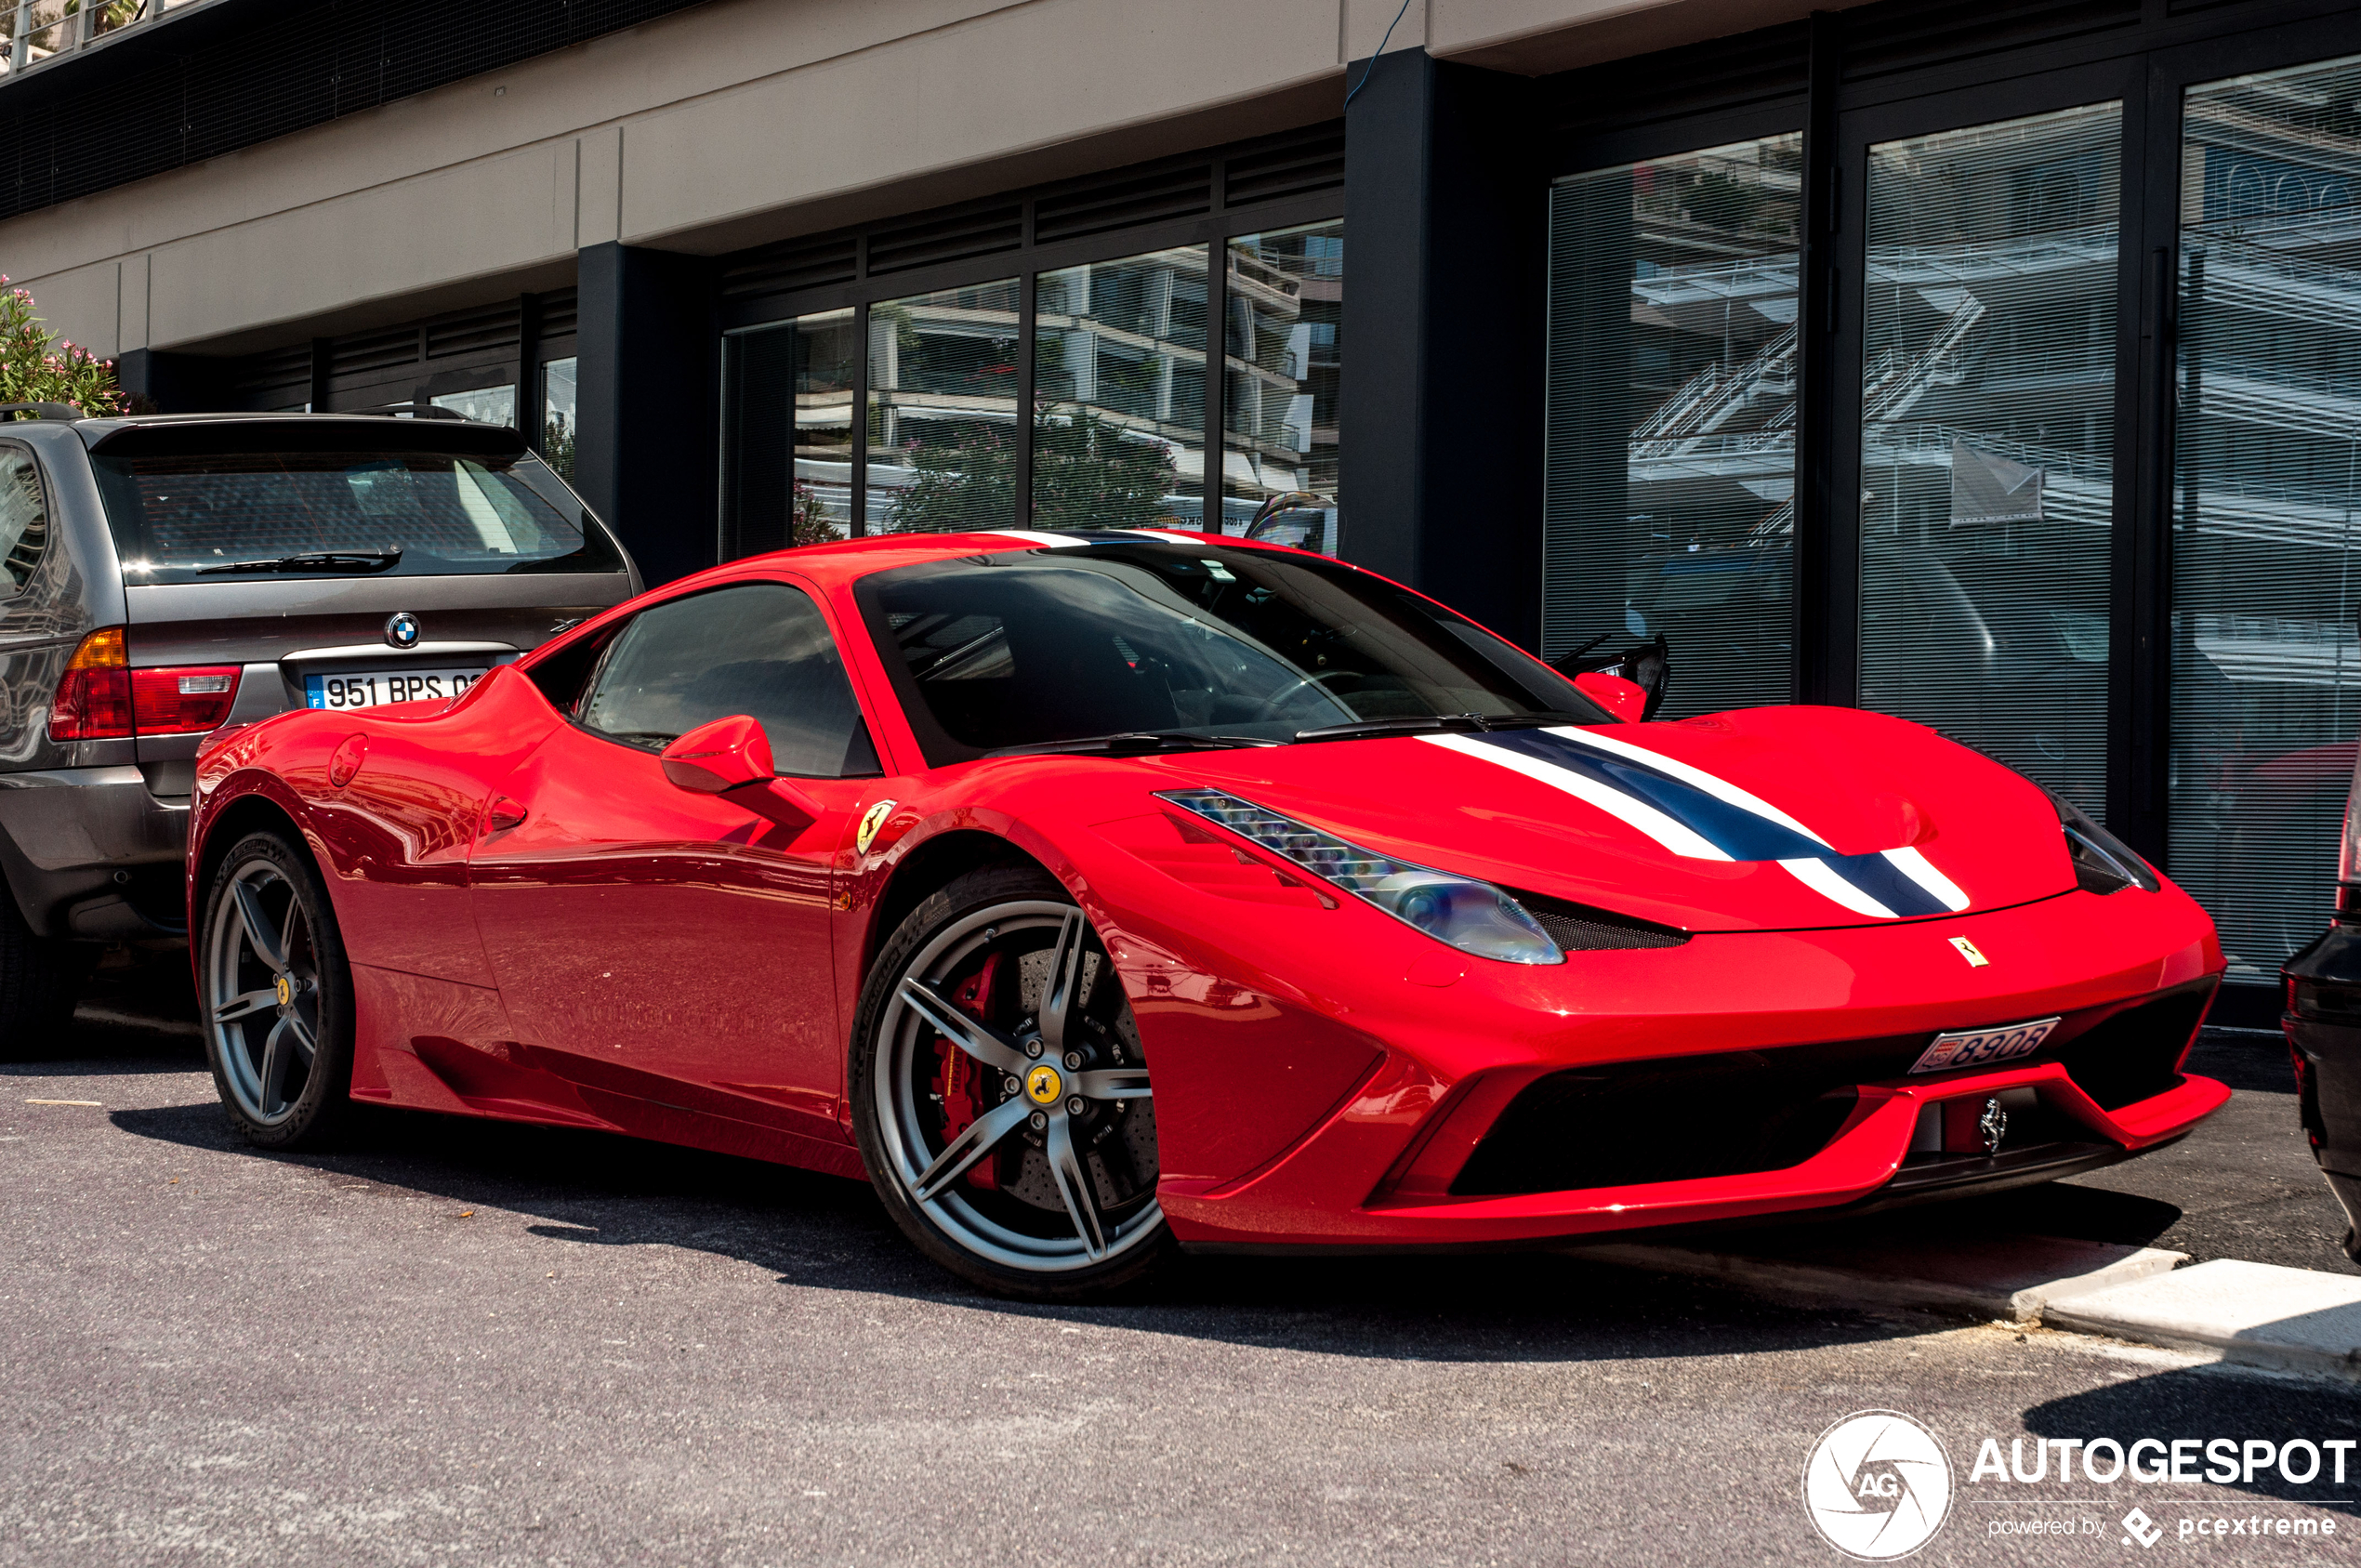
0;0;1769;362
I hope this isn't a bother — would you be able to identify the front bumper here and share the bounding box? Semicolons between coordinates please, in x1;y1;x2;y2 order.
1136;886;2226;1251
0;767;188;939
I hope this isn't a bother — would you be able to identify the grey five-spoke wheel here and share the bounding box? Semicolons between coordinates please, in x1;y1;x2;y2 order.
201;831;355;1148
853;865;1168;1298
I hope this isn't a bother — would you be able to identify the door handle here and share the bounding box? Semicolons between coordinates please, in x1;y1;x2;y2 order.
486;796;528;832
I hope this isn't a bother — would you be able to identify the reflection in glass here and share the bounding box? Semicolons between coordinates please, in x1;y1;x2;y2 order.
1222;222;1341;534
1034;246;1205;530
789;310;858;539
429;384;517;428
1544;136;1802;718
2170;54;2361;979
541;357;577;481
1858;103;2121;815
869;279;1021;534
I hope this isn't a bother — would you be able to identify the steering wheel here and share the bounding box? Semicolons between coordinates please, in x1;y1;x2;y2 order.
1251;669;1361;723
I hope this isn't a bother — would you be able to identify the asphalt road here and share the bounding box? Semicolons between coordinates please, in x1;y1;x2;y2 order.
2;976;2354;1566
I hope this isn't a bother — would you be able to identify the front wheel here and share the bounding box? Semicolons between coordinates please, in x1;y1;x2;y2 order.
851;864;1170;1299
200;831;357;1149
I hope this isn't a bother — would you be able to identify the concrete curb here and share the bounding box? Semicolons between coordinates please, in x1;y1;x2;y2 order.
1576;1235;2361;1379
2044;1258;2361;1379
1576;1233;2185;1324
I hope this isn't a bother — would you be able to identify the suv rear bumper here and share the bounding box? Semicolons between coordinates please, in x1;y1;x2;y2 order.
0;767;188;939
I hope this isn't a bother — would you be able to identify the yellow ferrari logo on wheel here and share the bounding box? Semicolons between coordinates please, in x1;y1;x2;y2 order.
1024;1063;1063;1105
273;974;293;1007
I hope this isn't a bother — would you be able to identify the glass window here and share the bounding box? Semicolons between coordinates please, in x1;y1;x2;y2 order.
1544;135;1803;718
577;582;877;776
1035;246;1206;530
0;447;45;592
720;314;857;557
1858;103;2122;816
541;357;577;481
2170;53;2361;982
857;540;1607;765
429;384;518;428
868;279;1021;534
1222;222;1341;538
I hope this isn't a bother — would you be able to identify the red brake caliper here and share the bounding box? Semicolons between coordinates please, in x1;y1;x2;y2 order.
930;950;1005;1190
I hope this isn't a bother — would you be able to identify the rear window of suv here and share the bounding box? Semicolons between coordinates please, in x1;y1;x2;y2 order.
88;421;625;584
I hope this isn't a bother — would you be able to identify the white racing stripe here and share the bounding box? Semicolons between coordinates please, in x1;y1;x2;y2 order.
1125;530;1204;544
1420;732;1731;861
1541;726;1832;848
1779;858;1900;919
1882;845;1970;912
987;530;1091;548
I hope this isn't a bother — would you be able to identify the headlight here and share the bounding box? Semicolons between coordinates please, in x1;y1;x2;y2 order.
2052;792;2158;893
1157;788;1563;965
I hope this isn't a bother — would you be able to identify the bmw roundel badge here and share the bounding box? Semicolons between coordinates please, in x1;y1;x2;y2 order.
384;612;422;651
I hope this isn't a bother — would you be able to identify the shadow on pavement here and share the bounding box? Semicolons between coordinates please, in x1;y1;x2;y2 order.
106;1092;1924;1365
2022;1367;2361;1508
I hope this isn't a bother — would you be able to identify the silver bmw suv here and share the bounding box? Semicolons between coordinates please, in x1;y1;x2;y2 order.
0;409;639;1052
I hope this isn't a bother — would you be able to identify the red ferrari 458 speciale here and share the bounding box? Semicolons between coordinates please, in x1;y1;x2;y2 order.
187;529;2228;1298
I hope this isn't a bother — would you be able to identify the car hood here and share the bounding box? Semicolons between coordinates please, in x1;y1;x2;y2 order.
1139;705;2077;932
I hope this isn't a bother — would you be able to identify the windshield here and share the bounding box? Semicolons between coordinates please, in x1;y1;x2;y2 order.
90;442;624;584
857;542;1608;763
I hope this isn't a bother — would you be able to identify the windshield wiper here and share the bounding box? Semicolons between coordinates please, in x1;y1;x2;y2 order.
989;731;1285;758
1291;711;1591;743
195;547;403;576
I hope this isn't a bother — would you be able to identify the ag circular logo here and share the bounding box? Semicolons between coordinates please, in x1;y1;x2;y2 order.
383;612;421;650
1802;1410;1952;1560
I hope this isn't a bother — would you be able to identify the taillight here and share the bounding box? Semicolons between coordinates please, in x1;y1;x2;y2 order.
49;627;132;740
132;665;242;733
49;627;241;740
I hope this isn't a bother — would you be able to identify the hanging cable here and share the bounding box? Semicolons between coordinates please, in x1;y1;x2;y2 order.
1341;0;1417;112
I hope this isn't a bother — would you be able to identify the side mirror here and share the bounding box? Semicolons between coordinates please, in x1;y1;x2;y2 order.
1573;671;1649;723
661;715;775;793
1551;632;1671;721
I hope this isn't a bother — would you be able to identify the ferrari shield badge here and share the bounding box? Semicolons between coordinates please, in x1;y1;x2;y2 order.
1947;936;1989;968
856;799;896;855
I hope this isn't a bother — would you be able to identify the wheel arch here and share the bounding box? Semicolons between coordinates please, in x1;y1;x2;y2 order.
191;788;313;929
864;827;1048;980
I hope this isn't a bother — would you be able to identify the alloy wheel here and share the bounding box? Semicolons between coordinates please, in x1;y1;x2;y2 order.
204;858;323;1127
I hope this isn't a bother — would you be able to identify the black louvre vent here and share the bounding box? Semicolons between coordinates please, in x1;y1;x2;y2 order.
1509;889;1690;953
231;343;310;399
720;235;860;302
329;326;420;377
1545;22;1810;134
1034;163;1213;245
865;204;1024;276
1225;128;1346;205
425;303;520;359
1840;0;2140;79
538;287;578;340
0;0;719;222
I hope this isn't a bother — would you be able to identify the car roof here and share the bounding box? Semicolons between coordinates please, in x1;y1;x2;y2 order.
710;527;1320;589
69;411;516;449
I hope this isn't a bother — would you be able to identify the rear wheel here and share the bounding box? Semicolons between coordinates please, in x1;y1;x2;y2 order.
851;864;1170;1298
200;832;356;1148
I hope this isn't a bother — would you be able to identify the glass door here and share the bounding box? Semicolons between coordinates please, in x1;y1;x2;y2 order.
2168;51;2361;982
1856;102;2125;815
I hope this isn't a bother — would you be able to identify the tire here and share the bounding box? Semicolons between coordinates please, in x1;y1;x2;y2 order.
0;896;89;1062
851;863;1173;1299
198;830;357;1149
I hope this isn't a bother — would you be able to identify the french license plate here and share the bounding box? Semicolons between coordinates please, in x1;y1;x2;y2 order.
1909;1017;2061;1074
304;668;485;710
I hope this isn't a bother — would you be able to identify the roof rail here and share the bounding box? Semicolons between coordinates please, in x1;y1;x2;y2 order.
0;402;83;421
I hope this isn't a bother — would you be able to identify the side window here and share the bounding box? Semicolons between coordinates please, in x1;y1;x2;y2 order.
0;447;47;594
576;582;879;777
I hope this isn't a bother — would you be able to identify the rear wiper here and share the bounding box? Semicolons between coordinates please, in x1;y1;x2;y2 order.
195;548;403;576
1291;711;1591;743
989;731;1284;758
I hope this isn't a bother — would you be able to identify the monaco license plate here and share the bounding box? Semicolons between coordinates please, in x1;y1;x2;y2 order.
304;668;485;711
1908;1017;2061;1074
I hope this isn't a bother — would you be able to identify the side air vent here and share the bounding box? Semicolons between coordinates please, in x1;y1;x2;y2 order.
866;204;1024;276
1035;163;1214;244
1508;889;1690;952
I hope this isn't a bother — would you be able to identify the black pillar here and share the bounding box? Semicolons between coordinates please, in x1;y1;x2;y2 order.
1339;48;1545;650
575;242;720;587
113;348;220;414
